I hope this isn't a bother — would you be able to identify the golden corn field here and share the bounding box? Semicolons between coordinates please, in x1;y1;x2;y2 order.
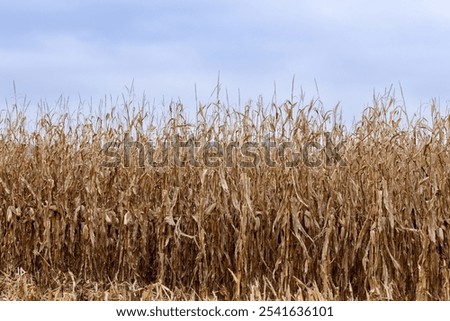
1;92;450;300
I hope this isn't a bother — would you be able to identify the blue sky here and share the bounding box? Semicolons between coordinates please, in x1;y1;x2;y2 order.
1;0;449;123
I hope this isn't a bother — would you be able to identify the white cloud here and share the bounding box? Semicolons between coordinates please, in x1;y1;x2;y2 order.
1;0;450;122
0;31;212;109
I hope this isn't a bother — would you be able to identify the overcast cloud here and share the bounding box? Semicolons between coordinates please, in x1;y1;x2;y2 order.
1;0;449;123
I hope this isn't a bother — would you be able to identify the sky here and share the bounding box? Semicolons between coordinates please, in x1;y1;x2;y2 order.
1;0;450;124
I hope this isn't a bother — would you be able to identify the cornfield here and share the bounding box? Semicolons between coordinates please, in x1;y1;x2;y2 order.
1;91;450;300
